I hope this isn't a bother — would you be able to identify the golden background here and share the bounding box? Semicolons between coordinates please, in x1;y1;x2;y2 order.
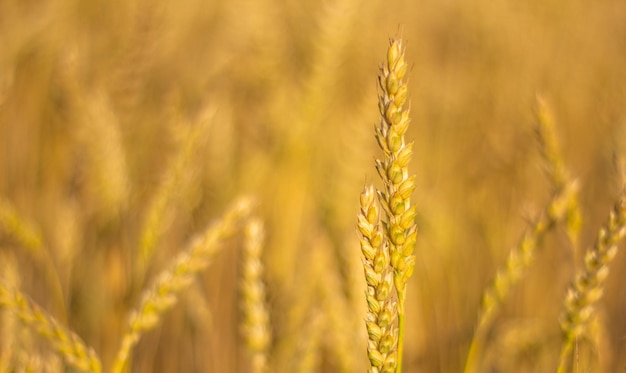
1;0;626;371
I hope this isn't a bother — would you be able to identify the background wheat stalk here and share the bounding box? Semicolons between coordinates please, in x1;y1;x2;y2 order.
240;217;271;373
111;197;252;373
0;282;102;373
556;188;626;372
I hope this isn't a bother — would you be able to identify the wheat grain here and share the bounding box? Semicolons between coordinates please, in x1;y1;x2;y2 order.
0;282;102;373
556;188;626;373
111;196;252;373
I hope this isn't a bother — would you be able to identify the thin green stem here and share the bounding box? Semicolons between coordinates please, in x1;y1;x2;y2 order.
556;340;574;373
396;311;406;373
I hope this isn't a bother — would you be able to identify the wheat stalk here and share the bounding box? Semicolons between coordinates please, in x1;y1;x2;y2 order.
556;188;626;372
240;217;271;373
111;197;252;373
0;282;102;373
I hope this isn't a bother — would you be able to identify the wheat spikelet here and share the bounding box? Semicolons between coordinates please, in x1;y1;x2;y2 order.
0;283;102;373
240;217;271;373
358;185;398;373
556;188;626;373
111;197;252;373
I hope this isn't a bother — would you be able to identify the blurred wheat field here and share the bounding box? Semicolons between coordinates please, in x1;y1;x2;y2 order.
1;0;626;372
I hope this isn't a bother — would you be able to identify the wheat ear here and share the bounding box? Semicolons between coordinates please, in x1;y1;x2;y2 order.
464;99;579;373
0;282;102;373
374;37;417;373
556;189;626;372
358;185;398;373
535;96;582;246
240;217;271;373
111;197;252;373
0;197;67;318
136;114;213;286
0;198;43;255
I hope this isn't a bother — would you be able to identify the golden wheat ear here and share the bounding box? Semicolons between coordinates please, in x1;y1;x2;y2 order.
111;196;252;373
0;282;102;373
535;96;582;247
556;188;626;373
240;217;271;373
362;36;417;373
464;97;579;373
358;185;398;373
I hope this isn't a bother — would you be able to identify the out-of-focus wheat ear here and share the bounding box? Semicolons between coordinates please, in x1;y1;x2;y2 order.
136;109;214;285
464;181;578;373
535;96;582;247
0;283;102;373
311;233;364;372
464;100;579;373
0;251;20;372
358;185;398;373
0;197;43;257
556;189;626;373
111;197;252;373
240;217;271;373
292;311;324;373
0;197;66;318
77;91;129;223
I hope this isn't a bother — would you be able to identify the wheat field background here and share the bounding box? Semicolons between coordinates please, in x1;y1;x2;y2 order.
1;0;626;372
